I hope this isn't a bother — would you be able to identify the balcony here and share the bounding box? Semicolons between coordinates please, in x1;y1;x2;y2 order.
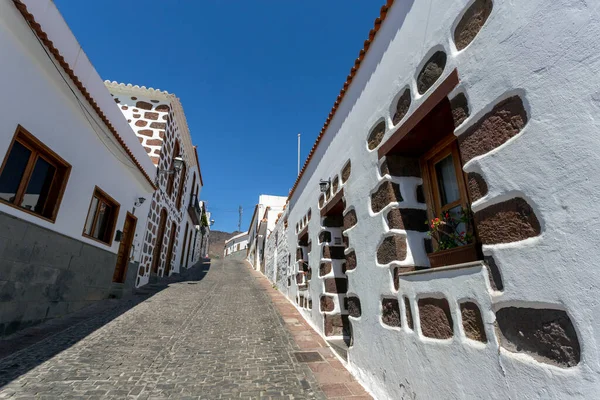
188;194;202;225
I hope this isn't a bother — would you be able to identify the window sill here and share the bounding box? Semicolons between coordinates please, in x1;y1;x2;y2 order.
397;260;484;277
82;233;113;247
0;198;56;223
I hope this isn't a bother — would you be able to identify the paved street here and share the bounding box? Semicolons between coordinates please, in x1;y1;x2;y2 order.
0;258;325;399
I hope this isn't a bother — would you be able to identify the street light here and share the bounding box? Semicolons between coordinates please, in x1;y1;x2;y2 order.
156;156;184;184
319;179;331;193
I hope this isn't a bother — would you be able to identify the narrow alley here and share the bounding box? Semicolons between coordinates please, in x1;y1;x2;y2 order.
0;259;367;399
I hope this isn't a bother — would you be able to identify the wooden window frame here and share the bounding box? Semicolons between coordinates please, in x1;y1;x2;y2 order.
82;186;120;246
420;135;475;253
0;125;71;222
176;162;186;210
180;222;189;267
420;135;470;219
166;141;180;196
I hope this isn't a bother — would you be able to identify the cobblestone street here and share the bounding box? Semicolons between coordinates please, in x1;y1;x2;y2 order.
0;258;327;399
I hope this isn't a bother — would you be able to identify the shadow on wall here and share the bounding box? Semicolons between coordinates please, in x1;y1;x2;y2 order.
0;260;212;389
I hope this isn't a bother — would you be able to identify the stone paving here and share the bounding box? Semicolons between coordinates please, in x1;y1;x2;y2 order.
0;258;327;399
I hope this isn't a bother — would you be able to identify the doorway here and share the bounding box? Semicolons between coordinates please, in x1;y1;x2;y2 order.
112;212;137;283
164;222;177;276
152;208;168;274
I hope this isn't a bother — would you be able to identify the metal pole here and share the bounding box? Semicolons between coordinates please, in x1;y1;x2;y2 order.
297;133;301;175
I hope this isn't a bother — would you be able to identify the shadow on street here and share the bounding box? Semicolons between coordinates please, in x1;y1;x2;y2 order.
0;259;212;388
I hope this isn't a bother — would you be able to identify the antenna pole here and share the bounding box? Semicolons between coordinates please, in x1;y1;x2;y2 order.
297;133;301;175
238;206;243;232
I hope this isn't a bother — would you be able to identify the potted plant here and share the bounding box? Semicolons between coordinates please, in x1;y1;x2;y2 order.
426;207;481;268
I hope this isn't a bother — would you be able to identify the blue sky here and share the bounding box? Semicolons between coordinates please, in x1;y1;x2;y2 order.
55;1;380;233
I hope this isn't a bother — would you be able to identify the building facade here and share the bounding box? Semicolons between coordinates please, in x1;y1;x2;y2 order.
0;0;156;334
105;83;205;287
263;0;600;399
224;232;249;257
246;195;287;272
263;210;291;291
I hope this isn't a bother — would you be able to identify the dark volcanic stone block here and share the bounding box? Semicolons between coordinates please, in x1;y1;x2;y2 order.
319;262;332;277
474;198;540;244
417;51;447;94
460;302;487;342
454;0;493;50
393;88;411;125
343;209;357;231
496;307;580;367
368;121;386;150
345;297;362;318
377;235;407;264
458;96;527;164
320;296;335;312
371;181;402;213
341;161;351;183
382;298;401;327
450;92;470;127
467;173;488;202
418;298;453;339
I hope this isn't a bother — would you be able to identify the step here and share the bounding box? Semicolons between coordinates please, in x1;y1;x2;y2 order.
327;338;350;362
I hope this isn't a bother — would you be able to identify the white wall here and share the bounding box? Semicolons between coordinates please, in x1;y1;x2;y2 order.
225;233;249;256
282;0;600;399
0;1;153;261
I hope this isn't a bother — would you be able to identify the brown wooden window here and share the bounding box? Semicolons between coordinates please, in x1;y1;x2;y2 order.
0;125;71;222
166;141;180;196
83;186;120;245
176;162;186;210
420;137;470;220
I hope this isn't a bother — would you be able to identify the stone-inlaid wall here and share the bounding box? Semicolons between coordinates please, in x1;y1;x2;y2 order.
110;92;170;166
108;89;196;287
269;0;599;396
264;209;290;290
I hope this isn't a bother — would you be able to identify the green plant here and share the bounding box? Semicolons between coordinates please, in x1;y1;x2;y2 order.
201;212;209;227
427;207;474;251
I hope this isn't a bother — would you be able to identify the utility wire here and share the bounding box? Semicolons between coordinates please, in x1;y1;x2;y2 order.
23;16;140;172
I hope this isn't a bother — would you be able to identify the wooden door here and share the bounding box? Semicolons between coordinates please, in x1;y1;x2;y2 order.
179;223;189;269
152;209;168;274
164;222;177;276
112;212;137;283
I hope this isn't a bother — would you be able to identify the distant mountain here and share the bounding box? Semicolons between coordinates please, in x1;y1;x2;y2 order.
208;230;242;258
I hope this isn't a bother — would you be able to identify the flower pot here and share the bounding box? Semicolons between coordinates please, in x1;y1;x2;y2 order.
427;243;480;269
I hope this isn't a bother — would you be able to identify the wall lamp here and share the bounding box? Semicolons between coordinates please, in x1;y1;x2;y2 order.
156;156;184;184
134;197;146;207
132;196;146;215
319;179;331;193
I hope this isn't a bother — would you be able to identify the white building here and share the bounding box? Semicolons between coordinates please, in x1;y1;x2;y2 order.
105;82;205;286
0;0;155;334
246;195;287;272
264;0;600;399
224;231;249;256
